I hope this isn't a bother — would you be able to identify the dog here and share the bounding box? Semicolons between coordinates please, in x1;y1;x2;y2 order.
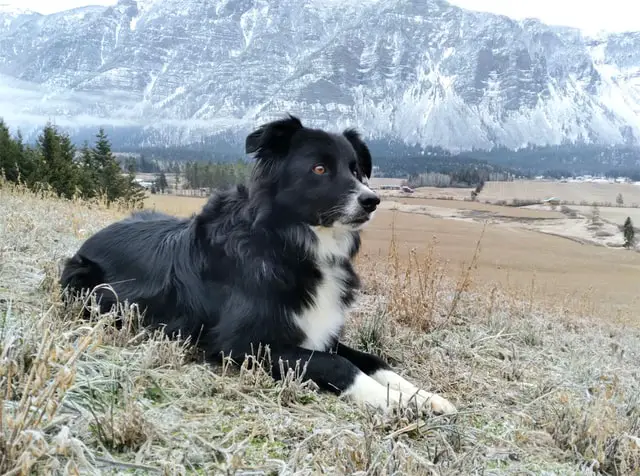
59;115;456;416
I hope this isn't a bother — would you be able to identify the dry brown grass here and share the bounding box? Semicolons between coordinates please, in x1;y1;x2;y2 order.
145;194;206;218
381;196;564;219
569;205;640;227
361;208;640;319
481;180;640;207
394;186;475;201
2;180;640;474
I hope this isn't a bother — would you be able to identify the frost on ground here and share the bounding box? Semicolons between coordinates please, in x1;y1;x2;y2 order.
1;182;639;475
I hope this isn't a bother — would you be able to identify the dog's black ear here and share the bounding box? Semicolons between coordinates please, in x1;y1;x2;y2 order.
342;128;372;179
245;115;303;157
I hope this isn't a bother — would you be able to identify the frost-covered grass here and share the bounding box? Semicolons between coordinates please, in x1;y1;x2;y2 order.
1;180;639;475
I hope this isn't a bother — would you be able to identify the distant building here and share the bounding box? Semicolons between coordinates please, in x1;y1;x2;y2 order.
368;177;404;190
542;197;560;206
134;178;154;190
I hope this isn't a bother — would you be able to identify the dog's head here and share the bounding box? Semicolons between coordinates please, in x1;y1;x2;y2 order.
246;115;380;230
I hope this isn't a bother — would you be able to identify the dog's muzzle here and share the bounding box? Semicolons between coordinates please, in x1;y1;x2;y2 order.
357;191;380;213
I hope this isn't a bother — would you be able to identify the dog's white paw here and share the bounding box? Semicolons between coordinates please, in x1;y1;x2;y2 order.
342;372;457;416
411;390;457;415
371;369;457;416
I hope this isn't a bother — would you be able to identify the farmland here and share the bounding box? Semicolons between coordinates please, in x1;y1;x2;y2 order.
145;181;640;318
479;180;640;206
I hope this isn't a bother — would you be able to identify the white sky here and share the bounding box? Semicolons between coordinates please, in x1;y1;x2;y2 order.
1;0;638;34
448;0;639;34
1;0;115;14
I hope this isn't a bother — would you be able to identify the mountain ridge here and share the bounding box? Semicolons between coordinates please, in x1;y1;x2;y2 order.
0;0;639;153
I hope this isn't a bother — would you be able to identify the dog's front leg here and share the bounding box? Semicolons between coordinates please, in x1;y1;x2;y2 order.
270;346;424;414
335;342;456;415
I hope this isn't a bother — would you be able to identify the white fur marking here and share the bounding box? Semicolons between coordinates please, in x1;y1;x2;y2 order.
371;369;457;415
344;180;375;220
295;226;353;351
342;371;452;414
371;369;421;395
310;225;353;260
344;192;362;223
342;372;394;410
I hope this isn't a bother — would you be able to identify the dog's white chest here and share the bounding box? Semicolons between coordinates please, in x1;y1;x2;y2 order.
296;264;348;351
295;226;353;351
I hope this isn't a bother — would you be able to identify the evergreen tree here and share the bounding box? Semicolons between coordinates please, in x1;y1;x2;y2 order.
0;119;23;182
174;169;181;192
124;159;146;208
623;217;635;249
36;123;78;199
14;141;37;187
139;154;151;173
139;154;160;173
1;117;146;207
154;172;168;193
124;156;137;174
58;132;79;198
78;141;98;199
35;123;59;185
92;128;125;204
10;130;37;185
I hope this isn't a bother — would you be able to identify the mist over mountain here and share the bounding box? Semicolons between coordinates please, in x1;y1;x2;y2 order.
1;0;639;163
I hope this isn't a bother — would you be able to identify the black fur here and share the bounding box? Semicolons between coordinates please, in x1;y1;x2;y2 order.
60;115;392;397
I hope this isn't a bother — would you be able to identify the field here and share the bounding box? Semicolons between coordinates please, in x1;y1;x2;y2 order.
146;191;640;317
2;181;640;475
480;180;640;206
569;205;640;227
381;186;475;201
379;196;564;218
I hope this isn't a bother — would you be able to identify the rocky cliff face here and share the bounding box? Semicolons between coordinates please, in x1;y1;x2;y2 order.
0;0;639;151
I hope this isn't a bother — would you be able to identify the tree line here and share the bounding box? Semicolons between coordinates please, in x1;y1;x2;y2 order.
0;119;145;207
182;160;253;191
465;143;640;178
149;160;254;194
371;144;519;182
405;166;512;189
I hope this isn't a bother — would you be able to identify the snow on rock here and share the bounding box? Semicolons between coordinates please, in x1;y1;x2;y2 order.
0;0;638;150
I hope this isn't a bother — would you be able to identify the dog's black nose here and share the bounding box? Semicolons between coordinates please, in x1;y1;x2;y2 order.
358;193;381;213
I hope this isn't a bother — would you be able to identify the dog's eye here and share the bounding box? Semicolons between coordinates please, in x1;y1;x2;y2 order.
312;164;327;175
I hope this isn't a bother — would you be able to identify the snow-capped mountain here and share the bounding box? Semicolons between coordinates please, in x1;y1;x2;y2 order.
0;0;639;151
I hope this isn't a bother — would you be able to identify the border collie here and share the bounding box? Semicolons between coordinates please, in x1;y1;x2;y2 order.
60;115;456;416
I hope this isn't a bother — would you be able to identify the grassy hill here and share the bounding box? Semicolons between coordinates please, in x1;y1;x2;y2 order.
1;181;639;475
